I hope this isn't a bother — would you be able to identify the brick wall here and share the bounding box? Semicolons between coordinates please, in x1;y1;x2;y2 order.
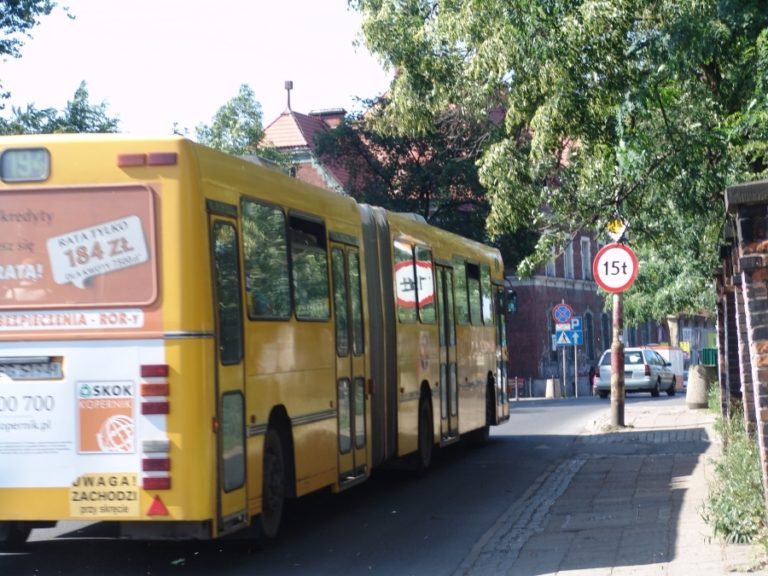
722;179;768;504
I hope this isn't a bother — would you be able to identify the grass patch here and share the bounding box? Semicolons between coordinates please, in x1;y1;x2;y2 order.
702;404;768;544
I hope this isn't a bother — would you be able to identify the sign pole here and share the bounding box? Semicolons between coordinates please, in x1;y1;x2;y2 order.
594;241;637;428
574;341;578;398
610;292;625;426
562;344;566;396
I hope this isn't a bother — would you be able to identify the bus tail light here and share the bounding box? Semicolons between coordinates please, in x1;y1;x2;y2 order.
141;401;169;415
142;451;171;490
141;364;169;378
141;364;170;414
140;365;171;490
143;457;171;472
143;477;171;490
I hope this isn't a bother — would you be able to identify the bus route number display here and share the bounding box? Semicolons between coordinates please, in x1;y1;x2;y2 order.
593;243;638;293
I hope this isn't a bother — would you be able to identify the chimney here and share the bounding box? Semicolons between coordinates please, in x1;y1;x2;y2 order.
309;108;347;128
285;80;293;111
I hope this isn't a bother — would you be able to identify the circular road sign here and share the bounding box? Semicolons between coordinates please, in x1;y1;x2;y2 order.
552;302;574;324
593;243;639;293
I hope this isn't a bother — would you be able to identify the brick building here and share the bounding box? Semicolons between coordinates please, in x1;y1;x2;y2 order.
506;236;608;396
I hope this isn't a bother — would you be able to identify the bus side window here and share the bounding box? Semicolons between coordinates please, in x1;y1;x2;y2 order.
290;215;330;320
241;199;291;319
394;240;417;323
453;257;469;325
466;263;482;325
212;221;243;365
415;245;435;324
480;264;493;325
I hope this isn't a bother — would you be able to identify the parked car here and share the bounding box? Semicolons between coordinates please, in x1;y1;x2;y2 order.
595;347;677;398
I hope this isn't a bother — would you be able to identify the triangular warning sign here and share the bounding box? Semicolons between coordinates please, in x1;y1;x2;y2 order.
557;332;571;345
147;495;169;516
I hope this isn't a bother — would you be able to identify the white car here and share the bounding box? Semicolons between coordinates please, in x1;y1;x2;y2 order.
595;347;676;398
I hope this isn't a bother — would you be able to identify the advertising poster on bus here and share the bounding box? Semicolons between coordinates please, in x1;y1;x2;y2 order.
0;185;158;332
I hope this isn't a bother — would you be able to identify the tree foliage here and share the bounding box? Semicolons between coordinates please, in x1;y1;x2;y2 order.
315;97;536;268
195;83;288;166
0;81;119;134
351;0;768;321
0;0;59;101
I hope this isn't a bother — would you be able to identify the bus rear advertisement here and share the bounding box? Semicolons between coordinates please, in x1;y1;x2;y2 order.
0;135;509;547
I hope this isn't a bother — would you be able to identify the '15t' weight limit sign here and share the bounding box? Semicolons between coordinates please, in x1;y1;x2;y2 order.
593;243;638;293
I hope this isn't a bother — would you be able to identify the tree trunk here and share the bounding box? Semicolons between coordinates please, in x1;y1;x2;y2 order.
666;314;680;347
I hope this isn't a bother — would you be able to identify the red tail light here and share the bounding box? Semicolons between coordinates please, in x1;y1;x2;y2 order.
143;477;171;490
143;457;171;472
141;364;169;378
141;401;169;415
644;364;651;376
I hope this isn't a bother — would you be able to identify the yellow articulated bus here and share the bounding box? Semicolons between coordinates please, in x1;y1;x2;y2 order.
0;134;509;546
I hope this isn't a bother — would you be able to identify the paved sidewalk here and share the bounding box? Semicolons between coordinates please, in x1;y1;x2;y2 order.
454;401;768;575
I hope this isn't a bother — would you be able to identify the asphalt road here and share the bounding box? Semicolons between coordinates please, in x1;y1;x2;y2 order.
2;396;623;576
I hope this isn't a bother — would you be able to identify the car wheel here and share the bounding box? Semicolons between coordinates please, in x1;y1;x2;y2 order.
651;379;660;397
667;377;676;396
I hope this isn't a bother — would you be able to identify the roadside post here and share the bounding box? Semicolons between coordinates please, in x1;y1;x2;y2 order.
593;241;639;427
553;301;574;396
571;316;583;397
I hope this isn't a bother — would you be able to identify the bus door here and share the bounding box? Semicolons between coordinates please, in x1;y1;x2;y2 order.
436;265;459;442
208;204;247;534
495;284;510;422
330;241;368;486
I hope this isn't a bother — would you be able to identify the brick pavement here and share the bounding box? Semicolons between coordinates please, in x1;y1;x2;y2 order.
453;401;768;575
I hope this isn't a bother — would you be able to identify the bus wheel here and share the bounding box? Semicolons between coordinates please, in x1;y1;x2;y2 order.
0;522;31;550
414;395;434;472
468;383;492;446
260;427;286;539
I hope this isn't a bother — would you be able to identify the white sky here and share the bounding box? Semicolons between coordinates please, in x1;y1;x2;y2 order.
0;0;392;135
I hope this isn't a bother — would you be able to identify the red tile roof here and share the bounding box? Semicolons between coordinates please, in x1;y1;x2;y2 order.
262;110;331;150
262;108;357;193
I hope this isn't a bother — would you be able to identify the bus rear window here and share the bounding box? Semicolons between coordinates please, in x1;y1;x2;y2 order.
0;185;157;308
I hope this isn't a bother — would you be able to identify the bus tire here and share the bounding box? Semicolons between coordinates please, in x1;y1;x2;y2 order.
0;522;31;550
260;427;286;539
468;381;493;445
414;394;434;473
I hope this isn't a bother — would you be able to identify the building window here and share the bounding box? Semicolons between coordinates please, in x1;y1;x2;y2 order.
581;237;592;280
564;243;574;279
545;250;556;277
549;311;558;361
601;312;611;351
585;311;595;360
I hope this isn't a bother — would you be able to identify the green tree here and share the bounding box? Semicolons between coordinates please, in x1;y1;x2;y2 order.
195;83;287;166
0;81;119;134
0;0;59;101
315;97;536;268
351;0;768;322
